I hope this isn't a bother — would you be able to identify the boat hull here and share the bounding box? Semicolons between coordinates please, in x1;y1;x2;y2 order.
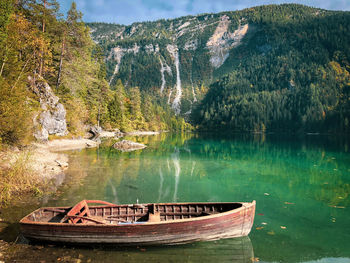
20;201;255;245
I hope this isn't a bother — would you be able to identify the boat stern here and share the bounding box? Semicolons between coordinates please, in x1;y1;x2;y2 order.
241;200;256;236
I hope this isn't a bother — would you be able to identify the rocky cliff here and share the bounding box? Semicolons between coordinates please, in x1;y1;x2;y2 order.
29;76;68;141
88;10;254;115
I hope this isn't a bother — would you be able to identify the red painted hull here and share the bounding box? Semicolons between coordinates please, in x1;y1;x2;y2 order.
20;201;255;245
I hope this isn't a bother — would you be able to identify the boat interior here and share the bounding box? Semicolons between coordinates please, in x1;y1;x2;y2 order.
26;200;243;225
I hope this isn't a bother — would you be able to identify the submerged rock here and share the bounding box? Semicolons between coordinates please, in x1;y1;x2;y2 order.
125;131;159;136
113;140;146;152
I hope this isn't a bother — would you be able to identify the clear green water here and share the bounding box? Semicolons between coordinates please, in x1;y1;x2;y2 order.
1;133;350;262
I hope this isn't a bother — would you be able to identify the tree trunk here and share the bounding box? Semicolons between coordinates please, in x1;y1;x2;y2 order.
1;46;9;77
56;34;65;89
97;104;101;128
39;0;46;76
0;60;6;77
11;55;32;91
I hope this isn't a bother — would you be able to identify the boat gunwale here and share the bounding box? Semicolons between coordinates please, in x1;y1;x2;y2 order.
20;201;255;227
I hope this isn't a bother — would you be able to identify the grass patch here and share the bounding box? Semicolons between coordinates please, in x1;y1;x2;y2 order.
0;150;44;207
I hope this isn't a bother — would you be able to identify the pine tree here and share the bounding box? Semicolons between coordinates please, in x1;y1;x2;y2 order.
129;86;145;129
0;1;36;145
108;79;128;130
0;0;13;78
57;1;103;133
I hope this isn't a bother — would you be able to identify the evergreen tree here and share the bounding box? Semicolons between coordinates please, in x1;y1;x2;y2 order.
129;86;144;129
108;79;128;130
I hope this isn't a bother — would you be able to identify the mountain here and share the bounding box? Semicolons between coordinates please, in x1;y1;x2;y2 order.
88;4;350;133
88;7;258;115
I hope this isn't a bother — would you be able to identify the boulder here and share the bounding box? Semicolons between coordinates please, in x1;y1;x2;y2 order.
89;125;103;138
33;127;49;142
113;140;146;152
99;128;125;138
30;76;68;141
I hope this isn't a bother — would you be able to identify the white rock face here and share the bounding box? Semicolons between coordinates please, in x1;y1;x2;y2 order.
129;25;139;36
114;29;125;40
176;21;191;38
159;57;172;94
207;15;250;68
178;21;191;30
108;43;163;84
168;89;173;104
184;39;198;51
191;80;197;103
167;44;182;115
108;44;140;84
145;44;160;54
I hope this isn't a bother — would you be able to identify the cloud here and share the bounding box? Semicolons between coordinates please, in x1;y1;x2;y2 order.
58;0;350;25
141;0;174;11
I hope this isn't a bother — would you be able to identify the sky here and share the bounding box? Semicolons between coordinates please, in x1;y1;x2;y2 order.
57;0;350;25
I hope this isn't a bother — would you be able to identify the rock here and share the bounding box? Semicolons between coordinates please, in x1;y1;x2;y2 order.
89;127;125;139
113;140;146;152
206;16;251;68
98;129;124;138
99;131;116;138
30;76;68;141
55;160;68;168
89;125;102;138
34;127;49;142
125;131;159;136
114;129;124;138
36;138;99;152
40;109;67;135
86;141;96;147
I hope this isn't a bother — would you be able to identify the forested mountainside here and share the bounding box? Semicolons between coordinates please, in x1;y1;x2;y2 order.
0;0;189;147
89;4;350;133
1;2;349;147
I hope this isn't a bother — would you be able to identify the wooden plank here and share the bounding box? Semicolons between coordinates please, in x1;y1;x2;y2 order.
158;211;216;217
66;215;105;224
43;208;66;213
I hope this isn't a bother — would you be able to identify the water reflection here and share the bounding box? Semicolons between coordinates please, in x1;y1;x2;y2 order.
1;237;254;263
157;167;163;202
60;132;350;210
260;258;350;263
302;259;350;263
171;147;181;202
1;133;349;263
107;178;119;204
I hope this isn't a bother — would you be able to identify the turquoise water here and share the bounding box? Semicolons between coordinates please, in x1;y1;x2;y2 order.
1;133;350;262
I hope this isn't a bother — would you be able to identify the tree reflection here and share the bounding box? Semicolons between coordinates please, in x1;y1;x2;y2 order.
52;132;350;261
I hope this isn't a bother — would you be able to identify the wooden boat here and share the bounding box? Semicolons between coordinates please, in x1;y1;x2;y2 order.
20;200;256;245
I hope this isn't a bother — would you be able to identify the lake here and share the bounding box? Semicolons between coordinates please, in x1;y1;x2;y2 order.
1;132;349;262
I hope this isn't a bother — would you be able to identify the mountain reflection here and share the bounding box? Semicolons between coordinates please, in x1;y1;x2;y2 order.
56;132;350;262
157;167;164;202
171;147;181;202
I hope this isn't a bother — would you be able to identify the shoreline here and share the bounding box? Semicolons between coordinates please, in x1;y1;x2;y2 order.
29;130;161;181
30;138;100;181
0;138;99;206
0;130;162;206
98;130;162;138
